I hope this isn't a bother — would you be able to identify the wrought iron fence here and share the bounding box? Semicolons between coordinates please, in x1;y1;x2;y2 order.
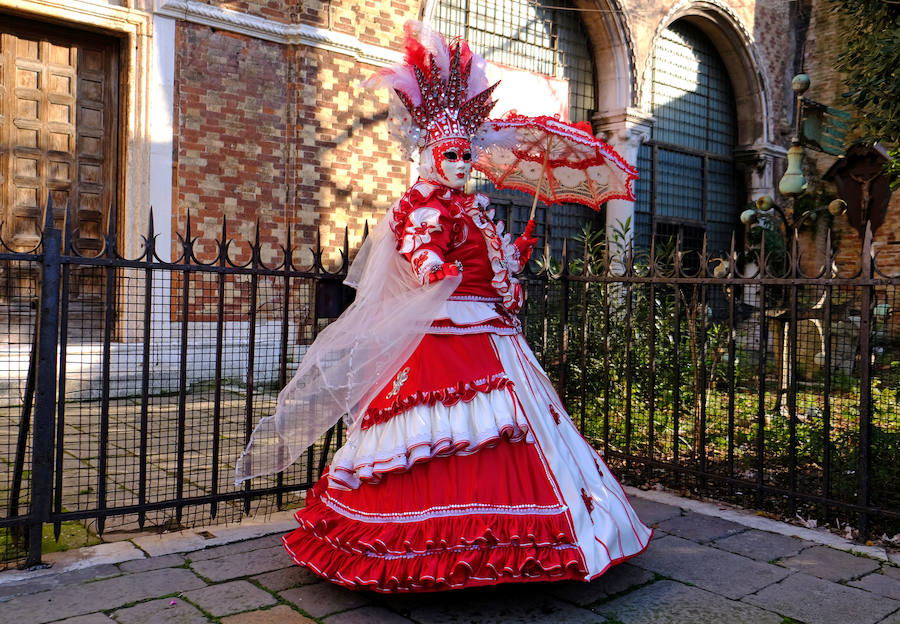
1;200;898;569
520;222;899;542
1;200;352;569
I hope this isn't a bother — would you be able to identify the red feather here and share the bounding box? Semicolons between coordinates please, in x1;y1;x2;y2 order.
404;23;430;77
458;39;474;72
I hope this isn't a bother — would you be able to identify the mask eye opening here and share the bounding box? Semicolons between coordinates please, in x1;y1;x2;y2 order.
443;150;458;161
462;151;472;162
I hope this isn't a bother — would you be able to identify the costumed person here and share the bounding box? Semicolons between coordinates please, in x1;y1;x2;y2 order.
236;21;651;593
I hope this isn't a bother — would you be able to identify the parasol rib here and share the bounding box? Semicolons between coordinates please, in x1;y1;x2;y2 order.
529;141;552;221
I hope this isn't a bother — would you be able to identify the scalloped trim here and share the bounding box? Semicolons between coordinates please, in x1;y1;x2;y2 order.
362;373;512;428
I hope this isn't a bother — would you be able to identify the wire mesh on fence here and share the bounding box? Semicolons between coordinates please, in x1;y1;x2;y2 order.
2;206;898;569
522;223;900;540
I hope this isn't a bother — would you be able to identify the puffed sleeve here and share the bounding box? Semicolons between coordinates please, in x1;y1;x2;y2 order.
399;205;453;283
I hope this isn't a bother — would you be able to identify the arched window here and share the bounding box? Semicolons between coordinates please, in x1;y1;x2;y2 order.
431;0;600;257
634;21;740;257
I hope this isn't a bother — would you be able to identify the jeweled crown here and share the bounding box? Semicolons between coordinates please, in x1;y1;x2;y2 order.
395;42;498;148
364;22;498;157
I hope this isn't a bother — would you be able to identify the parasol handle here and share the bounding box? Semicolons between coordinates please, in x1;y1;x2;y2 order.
529;147;551;221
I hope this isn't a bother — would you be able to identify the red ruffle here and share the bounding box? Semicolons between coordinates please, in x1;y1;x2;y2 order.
363;333;508;429
293;490;575;556
363;374;513;427
284;438;588;592
283;528;586;593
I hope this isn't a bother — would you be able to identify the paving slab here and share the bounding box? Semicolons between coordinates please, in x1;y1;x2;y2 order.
280;581;372;618
251;565;321;591
132;514;297;558
119;553;187;573
187;534;285;561
878;608;900;624
0;567;206;623
594;579;782;624
112;596;211;624
850;572;900;600
0;563;121;599
547;563;654;606
885;566;900;581
323;606;416;623
401;584;606;624
56;615;116;624
778;545;881;581
629;535;789;599
182;579;277;617
627;497;681;526
743;572;899;624
656;512;746;543
220;604;317;623
711;528;813;562
190;544;292;582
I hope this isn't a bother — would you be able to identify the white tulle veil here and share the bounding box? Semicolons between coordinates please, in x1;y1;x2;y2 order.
235;209;458;484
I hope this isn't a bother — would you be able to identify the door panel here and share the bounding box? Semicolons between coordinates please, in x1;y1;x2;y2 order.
0;16;119;254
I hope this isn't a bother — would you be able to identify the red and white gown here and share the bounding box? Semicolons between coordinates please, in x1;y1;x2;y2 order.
282;180;652;592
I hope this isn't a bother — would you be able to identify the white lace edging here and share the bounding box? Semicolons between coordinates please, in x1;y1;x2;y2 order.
329;387;532;490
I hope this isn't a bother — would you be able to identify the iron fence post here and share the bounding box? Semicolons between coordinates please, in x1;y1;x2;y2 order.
558;239;569;405
25;205;62;568
857;223;874;539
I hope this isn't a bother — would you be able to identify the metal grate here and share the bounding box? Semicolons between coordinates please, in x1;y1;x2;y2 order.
635;21;739;256
431;0;596;125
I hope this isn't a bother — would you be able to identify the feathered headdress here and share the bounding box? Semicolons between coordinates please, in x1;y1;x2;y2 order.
364;22;501;160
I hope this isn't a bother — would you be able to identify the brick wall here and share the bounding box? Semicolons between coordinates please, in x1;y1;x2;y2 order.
797;1;900;277
174;23;289;266
172;2;420;272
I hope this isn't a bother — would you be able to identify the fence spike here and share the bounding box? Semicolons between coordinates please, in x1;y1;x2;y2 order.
729;231;736;278
313;226;324;272
824;227;833;279
63;199;74;254
342;225;350;273
700;233;709;277
42;191;54;232
219;215;229;265
626;234;634;277
758;228;767;276
674;228;683;276
861;220;874;278
791;228;801;277
106;196;118;256
285;220;293;270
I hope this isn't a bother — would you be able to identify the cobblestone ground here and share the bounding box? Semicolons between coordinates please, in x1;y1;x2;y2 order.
1;494;898;624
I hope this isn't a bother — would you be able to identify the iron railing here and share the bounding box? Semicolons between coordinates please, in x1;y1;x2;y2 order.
1;199;898;569
519;223;899;542
1;199;353;568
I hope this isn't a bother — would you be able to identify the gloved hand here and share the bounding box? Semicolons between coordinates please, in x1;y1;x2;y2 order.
513;220;539;265
426;261;462;284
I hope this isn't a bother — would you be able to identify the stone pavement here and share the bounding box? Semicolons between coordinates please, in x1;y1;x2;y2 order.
1;488;898;624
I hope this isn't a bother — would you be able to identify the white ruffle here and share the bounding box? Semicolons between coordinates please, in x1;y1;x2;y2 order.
434;300;502;325
328;387;532;490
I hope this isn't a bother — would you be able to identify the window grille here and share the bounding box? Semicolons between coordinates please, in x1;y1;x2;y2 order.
432;0;600;259
634;21;739;257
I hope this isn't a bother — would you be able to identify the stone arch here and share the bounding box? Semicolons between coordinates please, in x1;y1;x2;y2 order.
641;0;773;148
577;0;637;114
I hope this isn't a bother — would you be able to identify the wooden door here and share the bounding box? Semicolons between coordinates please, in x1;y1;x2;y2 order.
0;15;120;254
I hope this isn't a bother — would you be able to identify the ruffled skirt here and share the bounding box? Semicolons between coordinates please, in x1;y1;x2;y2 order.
282;333;652;592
